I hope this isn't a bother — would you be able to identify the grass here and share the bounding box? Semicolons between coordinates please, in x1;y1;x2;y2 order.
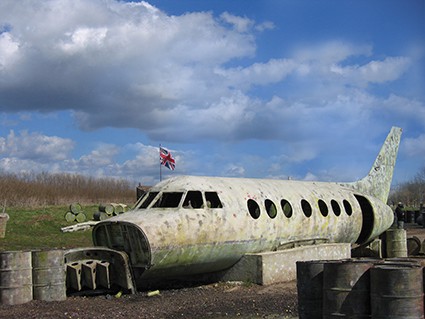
0;172;140;251
0;205;102;251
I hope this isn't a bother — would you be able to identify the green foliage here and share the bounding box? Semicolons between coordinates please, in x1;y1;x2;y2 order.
0;205;98;251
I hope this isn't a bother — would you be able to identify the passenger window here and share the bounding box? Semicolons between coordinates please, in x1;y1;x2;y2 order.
343;200;353;216
281;199;293;218
331;200;341;216
152;192;183;208
247;199;261;219
265;199;277;219
183;191;203;209
205;192;223;208
301;199;312;217
140;192;159;209
318;199;329;217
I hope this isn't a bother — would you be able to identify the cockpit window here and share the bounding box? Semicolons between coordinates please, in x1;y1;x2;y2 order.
205;192;223;208
183;191;203;209
139;192;159;209
152;192;183;208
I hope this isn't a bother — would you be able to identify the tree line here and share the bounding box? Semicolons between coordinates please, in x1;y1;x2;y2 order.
0;171;136;208
1;167;423;209
389;166;425;208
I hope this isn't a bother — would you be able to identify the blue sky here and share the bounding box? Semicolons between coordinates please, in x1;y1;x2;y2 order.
0;0;424;187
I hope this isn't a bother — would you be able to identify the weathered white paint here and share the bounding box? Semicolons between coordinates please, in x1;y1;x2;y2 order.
92;127;401;282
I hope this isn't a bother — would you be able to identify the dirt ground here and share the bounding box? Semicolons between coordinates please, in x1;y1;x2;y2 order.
0;281;298;319
2;224;424;318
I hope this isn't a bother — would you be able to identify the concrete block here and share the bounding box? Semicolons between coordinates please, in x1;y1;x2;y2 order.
221;243;351;285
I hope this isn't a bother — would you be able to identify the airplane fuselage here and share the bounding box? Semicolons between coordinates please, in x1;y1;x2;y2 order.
92;127;402;283
92;176;393;280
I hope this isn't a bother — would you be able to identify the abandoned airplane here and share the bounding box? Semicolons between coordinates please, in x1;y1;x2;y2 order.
62;127;403;294
66;126;402;292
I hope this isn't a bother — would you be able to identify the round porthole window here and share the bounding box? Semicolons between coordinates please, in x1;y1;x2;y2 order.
318;199;328;217
265;199;277;219
331;200;341;216
247;199;261;219
343;200;353;216
301;199;312;217
281;199;293;218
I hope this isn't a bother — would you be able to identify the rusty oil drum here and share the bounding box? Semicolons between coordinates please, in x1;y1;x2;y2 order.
0;251;33;305
323;259;374;319
32;249;66;301
296;260;327;319
370;263;424;318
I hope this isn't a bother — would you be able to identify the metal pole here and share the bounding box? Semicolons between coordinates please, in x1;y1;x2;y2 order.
159;144;162;182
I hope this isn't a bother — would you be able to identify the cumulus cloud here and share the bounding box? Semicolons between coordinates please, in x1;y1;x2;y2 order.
60;27;108;53
223;164;245;177
78;144;119;168
0;32;20;69
215;58;297;89
0;130;181;183
0;1;422;183
0;130;74;161
0;1;418;146
330;57;411;85
293;41;373;64
220;12;254;33
403;134;425;157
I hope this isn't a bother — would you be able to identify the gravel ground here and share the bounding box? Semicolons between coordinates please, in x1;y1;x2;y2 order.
0;281;298;319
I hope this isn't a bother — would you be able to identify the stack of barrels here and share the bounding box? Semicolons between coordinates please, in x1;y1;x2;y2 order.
64;203;129;223
297;228;425;318
64;203;86;223
297;257;425;318
93;203;128;221
0;249;66;305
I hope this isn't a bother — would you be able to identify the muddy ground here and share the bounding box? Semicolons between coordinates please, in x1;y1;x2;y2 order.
0;281;298;319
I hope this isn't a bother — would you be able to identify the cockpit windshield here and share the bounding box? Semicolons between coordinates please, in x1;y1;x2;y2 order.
152;192;184;208
183;191;203;209
139;192;159;209
136;190;223;210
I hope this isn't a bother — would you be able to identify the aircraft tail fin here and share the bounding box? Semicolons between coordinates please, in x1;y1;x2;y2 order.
345;127;402;203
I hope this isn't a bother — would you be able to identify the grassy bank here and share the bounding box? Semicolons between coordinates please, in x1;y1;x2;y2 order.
0;205;102;251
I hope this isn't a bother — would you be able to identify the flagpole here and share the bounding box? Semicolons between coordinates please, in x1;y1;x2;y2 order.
159;144;162;182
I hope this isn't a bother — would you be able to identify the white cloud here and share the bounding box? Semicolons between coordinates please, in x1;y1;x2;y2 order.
215;58;297;89
0;1;422;184
223;164;245;177
255;21;275;32
293;41;372;64
0;0;256;128
121;144;160;175
60;27;108;54
0;32;20;69
0;130;74;161
0;1;418;147
403;134;425;157
358;57;411;83
78;144;119;168
381;94;425;124
330;57;411;85
0;132;179;183
220;12;254;33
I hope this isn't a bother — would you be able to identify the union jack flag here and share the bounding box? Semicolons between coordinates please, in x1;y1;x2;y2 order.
160;147;176;170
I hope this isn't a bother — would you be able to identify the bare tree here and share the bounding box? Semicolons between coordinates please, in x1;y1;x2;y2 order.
390;166;425;207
